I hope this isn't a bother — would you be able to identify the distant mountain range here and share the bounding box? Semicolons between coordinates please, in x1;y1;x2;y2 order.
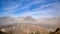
0;16;60;31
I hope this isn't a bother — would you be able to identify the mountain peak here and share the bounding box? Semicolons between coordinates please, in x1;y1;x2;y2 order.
23;16;36;22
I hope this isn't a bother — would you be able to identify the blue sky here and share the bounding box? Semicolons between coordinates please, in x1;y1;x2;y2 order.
0;0;60;18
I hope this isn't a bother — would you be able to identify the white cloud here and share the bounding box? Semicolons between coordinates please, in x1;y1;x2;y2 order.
1;0;60;18
1;0;42;16
3;0;43;12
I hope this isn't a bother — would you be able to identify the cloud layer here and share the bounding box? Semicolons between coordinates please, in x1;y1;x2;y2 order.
0;0;60;18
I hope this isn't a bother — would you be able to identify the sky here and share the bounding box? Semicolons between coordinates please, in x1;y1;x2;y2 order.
0;0;60;18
